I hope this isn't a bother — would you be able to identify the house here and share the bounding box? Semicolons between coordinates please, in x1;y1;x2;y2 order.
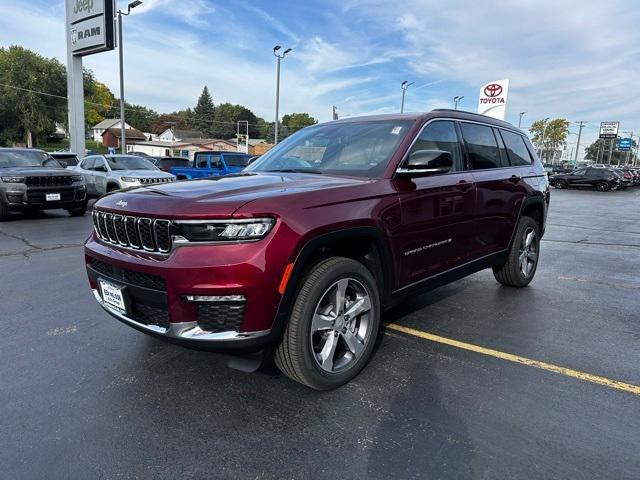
91;119;132;144
227;138;272;155
101;128;147;150
126;138;237;160
157;128;205;143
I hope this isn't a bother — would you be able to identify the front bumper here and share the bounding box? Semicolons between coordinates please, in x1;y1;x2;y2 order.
2;184;86;208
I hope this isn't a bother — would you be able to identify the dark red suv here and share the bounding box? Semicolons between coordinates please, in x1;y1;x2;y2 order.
85;110;549;389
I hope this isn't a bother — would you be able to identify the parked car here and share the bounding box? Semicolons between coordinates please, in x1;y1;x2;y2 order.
49;151;80;168
85;110;549;390
73;154;176;197
0;148;87;220
550;167;620;191
148;156;191;173
170;151;253;179
619;167;640;186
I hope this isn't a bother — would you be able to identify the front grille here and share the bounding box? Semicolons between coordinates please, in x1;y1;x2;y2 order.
26;176;74;186
131;303;170;329
90;258;165;291
93;210;172;254
197;302;245;333
139;178;174;185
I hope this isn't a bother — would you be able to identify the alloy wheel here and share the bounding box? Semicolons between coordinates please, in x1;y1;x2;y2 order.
310;278;372;373
519;227;538;278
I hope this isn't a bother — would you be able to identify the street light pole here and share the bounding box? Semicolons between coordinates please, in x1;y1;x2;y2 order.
518;112;526;129
453;95;464;110
400;81;413;113
273;45;292;145
573;121;586;166
117;0;142;154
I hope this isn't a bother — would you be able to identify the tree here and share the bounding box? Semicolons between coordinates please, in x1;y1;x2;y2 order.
282;112;317;133
150;114;189;134
266;123;289;143
210;103;259;139
123;103;158;132
0;45;67;147
192;86;215;136
529;118;569;163
83;74;116;131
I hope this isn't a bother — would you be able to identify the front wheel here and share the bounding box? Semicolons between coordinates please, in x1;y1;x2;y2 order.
275;257;380;390
555;180;568;189
596;182;610;192
0;201;10;221
493;216;540;288
67;202;87;217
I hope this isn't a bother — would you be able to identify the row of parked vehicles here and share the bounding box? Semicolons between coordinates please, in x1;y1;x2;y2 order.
548;165;640;192
0;148;254;219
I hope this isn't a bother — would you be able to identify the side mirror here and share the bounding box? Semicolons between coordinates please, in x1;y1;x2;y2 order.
398;150;453;177
94;165;107;172
58;160;68;168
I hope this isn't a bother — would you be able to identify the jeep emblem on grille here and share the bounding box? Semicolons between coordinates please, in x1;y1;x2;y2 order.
116;200;128;208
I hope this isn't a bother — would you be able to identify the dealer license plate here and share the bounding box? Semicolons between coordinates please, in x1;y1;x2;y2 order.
99;280;126;312
46;193;61;201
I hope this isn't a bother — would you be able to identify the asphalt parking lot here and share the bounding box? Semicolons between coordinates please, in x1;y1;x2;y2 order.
1;188;640;479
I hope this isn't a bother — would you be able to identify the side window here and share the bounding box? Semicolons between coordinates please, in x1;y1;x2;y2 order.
94;158;107;172
586;169;600;177
196;155;208;168
573;169;586;175
210;155;222;169
460;123;502;170
81;158;95;170
407;121;463;172
500;130;533;166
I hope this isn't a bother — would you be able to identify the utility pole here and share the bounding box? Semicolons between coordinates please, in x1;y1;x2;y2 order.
273;45;292;144
573;121;586;166
608;137;615;165
332;106;338;120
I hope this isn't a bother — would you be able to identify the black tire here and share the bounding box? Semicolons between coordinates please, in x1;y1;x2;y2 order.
596;182;610;192
0;201;10;221
274;257;381;390
67;202;88;217
493;216;540;288
106;184;120;193
556;180;568;189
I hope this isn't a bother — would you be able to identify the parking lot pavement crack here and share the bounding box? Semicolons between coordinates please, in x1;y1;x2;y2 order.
0;228;40;250
542;238;640;248
0;228;83;257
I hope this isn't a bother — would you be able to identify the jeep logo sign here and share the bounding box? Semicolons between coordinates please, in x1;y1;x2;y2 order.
477;79;510;121
66;0;114;57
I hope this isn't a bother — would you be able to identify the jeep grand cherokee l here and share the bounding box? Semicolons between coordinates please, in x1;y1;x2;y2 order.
85;110;549;390
0;148;87;220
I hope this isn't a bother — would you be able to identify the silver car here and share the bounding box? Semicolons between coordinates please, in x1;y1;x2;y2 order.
74;154;176;197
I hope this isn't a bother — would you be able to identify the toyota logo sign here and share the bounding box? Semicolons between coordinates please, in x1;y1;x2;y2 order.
483;84;503;97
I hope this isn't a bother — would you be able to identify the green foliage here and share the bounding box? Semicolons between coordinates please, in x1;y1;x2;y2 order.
585;137;637;164
211;103;259;139
123;102;158;132
0;45;67;147
529;118;570;163
151;113;189;134
282;112;317;133
192;86;215;136
83;71;116;130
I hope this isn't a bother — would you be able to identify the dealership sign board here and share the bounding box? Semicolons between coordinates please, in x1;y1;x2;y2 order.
618;138;632;151
66;0;115;57
599;122;619;139
477;79;509;120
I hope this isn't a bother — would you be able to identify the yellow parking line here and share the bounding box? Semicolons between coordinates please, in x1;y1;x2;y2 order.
385;323;640;397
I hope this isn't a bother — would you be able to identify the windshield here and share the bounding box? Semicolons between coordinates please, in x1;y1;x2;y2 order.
0;150;61;168
246;120;414;178
106;156;157;171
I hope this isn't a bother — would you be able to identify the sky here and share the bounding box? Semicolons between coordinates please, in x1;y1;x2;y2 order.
1;0;639;156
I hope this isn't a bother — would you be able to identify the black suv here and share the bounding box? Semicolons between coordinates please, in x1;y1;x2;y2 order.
0;148;87;220
550;167;620;192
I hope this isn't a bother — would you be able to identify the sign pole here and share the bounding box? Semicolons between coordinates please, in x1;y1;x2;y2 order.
65;2;86;157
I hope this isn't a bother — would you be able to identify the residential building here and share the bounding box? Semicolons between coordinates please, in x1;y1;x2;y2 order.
127;138;237;160
101;128;147;150
157;128;205;143
91;119;132;144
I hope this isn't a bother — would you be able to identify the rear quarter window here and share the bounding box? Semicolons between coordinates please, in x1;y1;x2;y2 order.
500;130;533;166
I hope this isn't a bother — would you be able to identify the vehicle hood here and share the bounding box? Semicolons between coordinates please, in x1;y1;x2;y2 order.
110;169;175;178
95;172;372;218
0;167;75;176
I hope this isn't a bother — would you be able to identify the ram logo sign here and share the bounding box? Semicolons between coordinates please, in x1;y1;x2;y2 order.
477;79;510;120
66;0;115;57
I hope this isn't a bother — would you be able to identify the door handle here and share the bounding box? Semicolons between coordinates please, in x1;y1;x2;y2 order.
455;180;473;192
508;175;522;183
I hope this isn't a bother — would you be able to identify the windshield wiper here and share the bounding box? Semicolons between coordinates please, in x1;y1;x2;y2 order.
266;168;323;174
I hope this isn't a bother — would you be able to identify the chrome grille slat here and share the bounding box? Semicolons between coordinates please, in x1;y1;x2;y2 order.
92;209;171;254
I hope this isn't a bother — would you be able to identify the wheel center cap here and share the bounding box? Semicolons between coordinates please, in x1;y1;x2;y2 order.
334;317;345;330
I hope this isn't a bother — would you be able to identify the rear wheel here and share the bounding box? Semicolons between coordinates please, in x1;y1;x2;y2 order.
596;182;610;192
275;257;380;390
493;216;540;288
555;180;568;189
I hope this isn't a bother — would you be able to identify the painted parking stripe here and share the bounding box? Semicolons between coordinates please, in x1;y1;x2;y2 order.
386;323;640;397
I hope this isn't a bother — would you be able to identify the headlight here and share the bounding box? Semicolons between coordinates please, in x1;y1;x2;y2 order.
71;175;83;182
1;176;26;183
177;218;275;242
121;177;140;183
